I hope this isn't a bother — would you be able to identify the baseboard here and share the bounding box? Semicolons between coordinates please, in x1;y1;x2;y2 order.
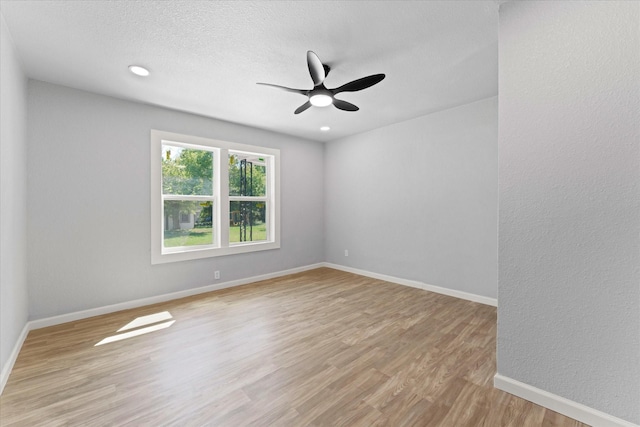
29;263;325;330
323;262;497;307
494;374;639;427
0;322;30;395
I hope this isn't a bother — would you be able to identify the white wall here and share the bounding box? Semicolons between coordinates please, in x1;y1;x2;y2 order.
0;14;29;379
325;97;498;299
26;81;325;319
497;1;639;424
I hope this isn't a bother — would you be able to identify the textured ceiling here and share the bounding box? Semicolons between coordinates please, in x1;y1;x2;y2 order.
1;0;500;142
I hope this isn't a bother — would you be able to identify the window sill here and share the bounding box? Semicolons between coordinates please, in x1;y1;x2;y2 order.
152;241;281;264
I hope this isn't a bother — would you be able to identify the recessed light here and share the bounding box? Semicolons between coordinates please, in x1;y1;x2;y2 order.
128;65;150;77
320;126;331;132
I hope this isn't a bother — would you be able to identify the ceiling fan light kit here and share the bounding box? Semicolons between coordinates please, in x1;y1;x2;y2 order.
309;91;333;107
257;51;385;114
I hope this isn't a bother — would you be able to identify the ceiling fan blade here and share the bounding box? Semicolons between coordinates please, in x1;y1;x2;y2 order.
257;82;308;96
307;51;325;86
332;74;386;94
333;99;359;112
294;101;312;114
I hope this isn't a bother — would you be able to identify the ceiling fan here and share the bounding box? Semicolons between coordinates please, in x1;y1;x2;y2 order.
257;51;385;114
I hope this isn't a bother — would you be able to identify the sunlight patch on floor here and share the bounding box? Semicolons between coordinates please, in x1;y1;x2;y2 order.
95;312;175;346
117;311;173;332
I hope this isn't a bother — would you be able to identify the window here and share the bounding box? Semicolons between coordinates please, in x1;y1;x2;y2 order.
228;152;268;243
151;130;280;264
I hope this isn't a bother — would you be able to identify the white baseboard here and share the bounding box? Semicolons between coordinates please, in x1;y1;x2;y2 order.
494;374;639;427
0;322;30;395
29;263;325;330
28;263;496;330
323;262;497;307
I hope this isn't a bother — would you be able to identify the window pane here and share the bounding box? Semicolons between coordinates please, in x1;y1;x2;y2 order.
162;145;213;195
228;153;266;197
163;200;214;248
229;201;267;243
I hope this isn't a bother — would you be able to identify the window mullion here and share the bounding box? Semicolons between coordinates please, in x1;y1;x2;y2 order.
219;148;230;248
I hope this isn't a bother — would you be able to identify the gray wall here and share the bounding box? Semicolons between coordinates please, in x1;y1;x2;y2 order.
325;97;498;299
27;81;325;319
497;1;639;423
0;14;29;379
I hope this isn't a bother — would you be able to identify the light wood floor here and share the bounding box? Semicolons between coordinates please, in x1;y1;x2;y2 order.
1;268;588;426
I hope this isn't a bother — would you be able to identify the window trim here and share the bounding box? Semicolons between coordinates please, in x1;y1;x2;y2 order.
151;130;280;264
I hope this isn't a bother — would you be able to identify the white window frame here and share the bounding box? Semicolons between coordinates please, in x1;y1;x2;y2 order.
151;130;280;264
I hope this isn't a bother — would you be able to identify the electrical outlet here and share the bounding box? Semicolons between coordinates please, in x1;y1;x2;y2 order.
345;250;349;257
214;270;220;280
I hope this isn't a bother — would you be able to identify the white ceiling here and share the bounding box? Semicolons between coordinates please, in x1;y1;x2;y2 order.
1;0;501;142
